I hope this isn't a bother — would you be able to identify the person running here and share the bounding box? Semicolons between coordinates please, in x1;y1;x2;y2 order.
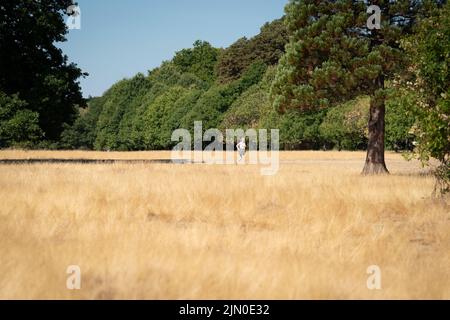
236;137;246;161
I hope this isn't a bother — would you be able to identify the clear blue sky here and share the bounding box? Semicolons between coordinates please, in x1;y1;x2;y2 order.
58;0;288;98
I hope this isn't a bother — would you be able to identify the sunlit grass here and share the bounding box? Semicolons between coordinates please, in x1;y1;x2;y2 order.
0;150;448;299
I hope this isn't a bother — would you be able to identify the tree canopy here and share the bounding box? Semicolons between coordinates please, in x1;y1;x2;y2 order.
401;2;450;194
0;0;85;142
215;18;288;83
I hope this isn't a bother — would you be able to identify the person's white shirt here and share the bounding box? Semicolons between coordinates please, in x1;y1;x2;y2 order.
237;139;246;151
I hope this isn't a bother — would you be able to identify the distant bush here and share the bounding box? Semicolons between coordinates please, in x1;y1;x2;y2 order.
0;92;43;148
60;96;105;150
320;97;370;151
385;88;417;151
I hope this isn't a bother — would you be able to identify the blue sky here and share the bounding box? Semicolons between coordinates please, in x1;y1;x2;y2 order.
58;0;288;97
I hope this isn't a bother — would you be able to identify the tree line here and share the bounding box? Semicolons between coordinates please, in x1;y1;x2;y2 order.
60;18;417;153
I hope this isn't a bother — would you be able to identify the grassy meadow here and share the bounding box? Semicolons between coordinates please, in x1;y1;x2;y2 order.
0;150;448;299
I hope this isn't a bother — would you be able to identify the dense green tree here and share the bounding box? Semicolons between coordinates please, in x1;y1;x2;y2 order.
60;96;105;149
221;66;277;131
0;92;43;148
0;0;86;141
280;110;326;150
216;38;252;83
216;18;288;83
59;114;92;150
385;88;417;151
221;84;268;130
173;40;220;84
142;86;202;149
180;85;232;131
320;96;369;151
402;2;450;195
181;62;267;131
222;66;327;150
271;0;436;174
126;64;207;150
94;73;151;150
252;19;290;66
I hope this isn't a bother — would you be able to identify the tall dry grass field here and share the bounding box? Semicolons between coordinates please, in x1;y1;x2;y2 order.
0;150;448;299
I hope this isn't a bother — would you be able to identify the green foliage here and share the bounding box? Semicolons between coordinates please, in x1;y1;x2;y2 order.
221;66;327;149
0;92;43;148
88;59;211;151
413;90;450;195
270;0;425;113
94;73;151;150
221;84;268;130
222;66;277;131
57;8;446;163
253;19;290;66
127;65;207;150
143;86;203;149
320;97;370;151
60;96;105;150
402;2;450;194
0;0;85;141
260;106;327;150
59;116;93;151
216;18;288;83
385;89;417;151
279;110;326;150
181;62;267;131
215;38;251;84
56;21;285;151
316;91;417;152
173;40;219;84
180;86;230;131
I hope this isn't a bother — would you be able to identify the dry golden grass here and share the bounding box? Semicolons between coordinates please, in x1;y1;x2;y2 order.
0;150;448;299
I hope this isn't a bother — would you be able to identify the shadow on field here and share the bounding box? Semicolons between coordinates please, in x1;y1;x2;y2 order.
0;159;194;165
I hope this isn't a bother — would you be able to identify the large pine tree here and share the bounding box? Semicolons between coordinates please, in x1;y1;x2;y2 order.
271;0;436;174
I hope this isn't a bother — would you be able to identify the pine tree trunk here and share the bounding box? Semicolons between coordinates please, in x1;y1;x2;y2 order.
362;91;389;175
